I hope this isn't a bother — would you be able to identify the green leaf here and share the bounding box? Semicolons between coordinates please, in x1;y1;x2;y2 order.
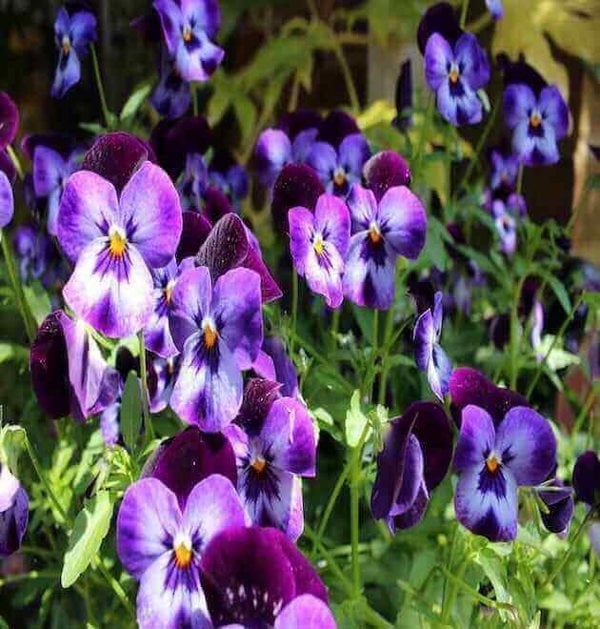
120;371;142;451
233;95;257;147
22;281;52;325
345;390;370;447
120;83;152;121
61;491;113;588
79;122;107;135
0;424;26;471
544;274;571;315
0;342;29;364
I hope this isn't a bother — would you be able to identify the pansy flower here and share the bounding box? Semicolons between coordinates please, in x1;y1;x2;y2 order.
150;48;191;120
414;291;453;401
0;463;29;558
363;150;411;201
169;266;263;431
491;198;517;255
57;161;182;338
572;451;600;507
537;479;574;538
224;394;316;540
178;152;208;211
454;404;557;541
153;0;224;82
253;337;299;399
489;148;519;191
503;84;569;165
116;475;246;628
208;156;248;212
343;184;426;310
288;193;350;309
0;168;14;229
424;32;490;126
51;7;97;98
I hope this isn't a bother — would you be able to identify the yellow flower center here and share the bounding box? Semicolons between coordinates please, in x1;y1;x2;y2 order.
449;67;460;84
251;457;267;473
174;542;193;570
530;113;542;128
313;234;325;256
202;319;218;349
333;168;346;188
61;35;71;56
164;280;175;305
183;26;193;43
108;227;127;258
368;223;382;245
486;453;501;474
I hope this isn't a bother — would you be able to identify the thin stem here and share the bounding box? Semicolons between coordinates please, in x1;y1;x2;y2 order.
333;41;360;113
290;271;299;355
516;162;524;196
93;558;135;617
90;43;111;128
6;145;23;180
459;0;470;28
138;332;154;442
509;275;526;390
303;525;353;594
414;94;434;184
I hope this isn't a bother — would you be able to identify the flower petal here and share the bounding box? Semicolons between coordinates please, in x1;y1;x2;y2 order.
572;450;600;505
338;133;371;178
377;185;426;259
275;595;336;629
0;170;13;229
51;49;81;99
539;85;569;139
364;150;411;202
0;92;19;149
503;84;536;129
454;33;490;90
424;33;453;91
314;193;351;257
453;405;496;472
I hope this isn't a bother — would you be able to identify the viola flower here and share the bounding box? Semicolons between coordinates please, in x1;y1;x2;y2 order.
254;336;299;399
178;152;208;211
371;402;453;532
150;49;191;120
200;525;329;626
153;0;224;82
537;479;574;538
343;184;427;310
489;148;519;191
454;405;557;541
14;226;50;283
0;169;14;229
491;198;517;255
116;475;246;628
0;463;29;558
503;84;569;165
414;292;453;401
169;266;263;431
363;150;411;201
51;7;97;98
33;145;82;236
572;451;600;506
209;162;248;211
486;0;504;19
530;299;544;361
57;161;182;338
288;193;350;309
306;133;371;196
424;32;490;126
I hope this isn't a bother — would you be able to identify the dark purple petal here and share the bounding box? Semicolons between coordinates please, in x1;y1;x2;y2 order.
275;595;336;629
417;2;462;54
538;480;573;537
177;210;212;262
572;451;600;506
364;150;411;201
317;110;360;148
0;483;28;558
391;483;429;530
0;150;16;184
0;92;19;150
280;109;322;140
244;243;283;304
393;59;414;131
236;378;281;432
499;55;548;96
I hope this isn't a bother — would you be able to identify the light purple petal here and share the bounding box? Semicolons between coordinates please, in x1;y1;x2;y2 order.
0;465;20;512
347;183;377;231
454;33;490;90
454;405;496;472
291;128;318;163
174;34;224;83
153;0;183;53
424;33;453;91
288;207;314;277
306;141;337;183
503;84;536;129
428;344;452;401
338;133;371;178
33;146;64;198
0;170;13;228
436;79;483;126
303;240;345;308
181;0;221;37
255;129;292;187
387;435;424;521
314;193;351;257
377;185;426;259
69;10;98;50
539;86;569;139
275;595;336;629
51;48;81;99
413;309;435;373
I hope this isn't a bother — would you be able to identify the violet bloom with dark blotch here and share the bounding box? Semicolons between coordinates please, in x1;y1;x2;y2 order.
363;150;411;201
0;464;29;557
51;7;97;98
151;48;191;120
503;84;569;165
572;451;600;506
424;32;490;126
200;525;329;627
33;145;82;235
537;479;574;538
153;0;223;83
454;405;557;542
371;401;452;533
306;132;371;196
489;148;519;191
57;161;182;338
414;292;453;401
117;475;246;628
142;426;237;509
30;310;119;422
0;169;14;229
169;266;263;431
486;0;504;19
289;193;350;309
224;396;316;540
344;184;427;310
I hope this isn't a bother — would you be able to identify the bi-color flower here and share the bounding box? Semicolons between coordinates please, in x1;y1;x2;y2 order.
0;463;28;557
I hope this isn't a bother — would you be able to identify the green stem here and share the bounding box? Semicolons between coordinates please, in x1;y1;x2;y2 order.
516;162;524;196
90;43;111;128
350;440;362;597
6;145;24;180
509;275;526;390
93;557;135;617
414;94;434;184
304;525;353;594
290;271;299;355
459;0;470;28
333;41;360;113
138;332;154;442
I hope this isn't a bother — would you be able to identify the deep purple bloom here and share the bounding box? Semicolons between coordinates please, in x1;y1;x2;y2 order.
0;464;28;557
51;7;97;98
417;2;462;55
169;266;263;431
489;148;519;191
393;59;414;131
153;0;223;82
117;475;246;628
151;48;191;120
454;405;557;541
363;150;411;201
344;184;426;309
537;480;574;538
57;162;182;338
200;525;329;626
371;402;452;532
424;32;490;126
306;133;371;196
0;170;14;229
503;84;569;165
316;109;360;147
486;0;504;19
414;292;453;401
0;92;19;150
572;451;600;506
288;193;350;308
224;396;316;540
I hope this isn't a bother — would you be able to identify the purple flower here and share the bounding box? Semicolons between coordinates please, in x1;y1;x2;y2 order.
363;150;411;201
572;451;600;506
153;0;224;82
51;7;97;98
253;337;299;399
116;475;246;628
491;198;517;255
178;152;208;211
306;133;371;196
0;464;29;558
503;84;569;165
489;148;519;191
0;169;14;229
414;292;453;401
200;525;329;626
169;266;263;431
57;162;182;338
371;402;452;532
343;184;426;309
224;396;316;540
424;32;490;126
537;479;574;538
151;49;191;120
209;158;248;211
454;405;557;541
530;299;544;360
288;193;350;309
486;0;504;19
33;145;82;235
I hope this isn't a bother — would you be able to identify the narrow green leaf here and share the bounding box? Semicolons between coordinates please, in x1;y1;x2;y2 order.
120;83;152;120
120;371;142;451
544;274;571;314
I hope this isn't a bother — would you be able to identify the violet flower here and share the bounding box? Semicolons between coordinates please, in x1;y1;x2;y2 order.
491;198;517;255
116;475;246;628
503;84;569;165
414;291;453;401
486;0;504;19
343;184;427;310
200;525;329;626
57;161;182;338
224;395;316;540
537;479;574;538
0;464;28;557
530;299;544;361
454;405;557;541
572;451;600;507
51;7;97;98
151;49;191;120
0;169;13;229
178;152;208;211
169;266;263;431
489;148;519;191
288;193;350;309
253;337;299;399
424;32;490;126
371;402;453;532
153;0;224;82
